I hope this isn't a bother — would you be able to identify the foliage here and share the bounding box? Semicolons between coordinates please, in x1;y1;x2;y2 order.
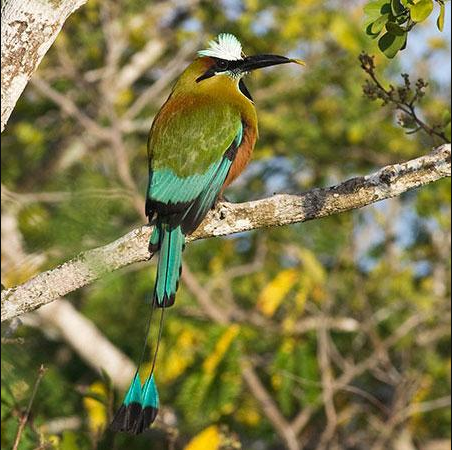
1;0;451;449
364;0;448;57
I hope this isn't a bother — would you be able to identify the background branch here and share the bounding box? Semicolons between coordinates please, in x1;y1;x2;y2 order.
2;144;450;322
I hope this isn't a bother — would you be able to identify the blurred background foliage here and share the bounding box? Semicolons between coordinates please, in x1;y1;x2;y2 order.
1;0;451;449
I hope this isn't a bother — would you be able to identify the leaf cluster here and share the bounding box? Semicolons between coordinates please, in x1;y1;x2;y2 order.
364;0;447;58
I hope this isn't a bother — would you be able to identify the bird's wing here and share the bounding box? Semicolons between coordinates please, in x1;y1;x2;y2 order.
180;124;243;234
146;97;242;222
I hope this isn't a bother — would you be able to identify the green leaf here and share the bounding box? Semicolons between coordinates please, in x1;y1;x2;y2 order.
364;0;391;20
409;0;434;22
391;0;406;15
371;14;390;34
378;31;407;57
386;20;406;35
437;1;446;31
366;23;383;38
442;109;451;125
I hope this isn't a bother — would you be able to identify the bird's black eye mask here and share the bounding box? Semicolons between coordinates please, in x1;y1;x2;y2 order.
196;58;243;82
196;57;253;102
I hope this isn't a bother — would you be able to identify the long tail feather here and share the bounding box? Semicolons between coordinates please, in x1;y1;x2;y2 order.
110;373;145;433
111;300;165;434
111;221;181;434
110;374;160;434
133;374;159;433
148;224;160;253
154;224;185;307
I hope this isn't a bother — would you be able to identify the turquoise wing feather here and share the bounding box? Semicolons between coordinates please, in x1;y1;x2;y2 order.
181;124;244;234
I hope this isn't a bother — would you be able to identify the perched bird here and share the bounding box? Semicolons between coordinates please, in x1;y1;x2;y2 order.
111;33;304;434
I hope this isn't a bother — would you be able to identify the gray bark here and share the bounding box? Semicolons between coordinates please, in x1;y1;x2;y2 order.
1;0;88;131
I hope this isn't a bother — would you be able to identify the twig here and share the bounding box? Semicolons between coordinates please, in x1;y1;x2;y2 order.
360;53;449;143
30;77;110;140
241;361;301;450
115;39;165;90
123;39;202;121
316;313;338;450
12;365;47;450
1;185;138;207
402;395;451;418
181;264;229;325
1;337;25;344
36;300;135;388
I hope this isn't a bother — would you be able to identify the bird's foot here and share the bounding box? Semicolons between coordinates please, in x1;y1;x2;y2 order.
213;193;230;209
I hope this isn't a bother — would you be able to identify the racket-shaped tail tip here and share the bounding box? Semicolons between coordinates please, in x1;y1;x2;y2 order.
110;374;142;433
111;402;146;434
110;374;159;435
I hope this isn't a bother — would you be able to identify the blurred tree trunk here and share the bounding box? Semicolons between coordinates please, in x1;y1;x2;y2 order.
1;0;87;131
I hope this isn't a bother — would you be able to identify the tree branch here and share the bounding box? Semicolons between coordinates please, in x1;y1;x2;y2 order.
1;0;88;132
1;144;450;322
241;362;301;450
36;300;135;389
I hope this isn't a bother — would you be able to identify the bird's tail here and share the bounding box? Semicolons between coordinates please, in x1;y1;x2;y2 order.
152;222;185;307
110;222;184;434
110;372;159;434
110;299;165;434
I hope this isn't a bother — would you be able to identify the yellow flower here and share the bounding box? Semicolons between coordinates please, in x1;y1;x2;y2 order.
184;425;221;450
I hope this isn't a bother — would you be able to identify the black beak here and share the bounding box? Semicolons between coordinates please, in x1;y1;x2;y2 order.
238;54;305;72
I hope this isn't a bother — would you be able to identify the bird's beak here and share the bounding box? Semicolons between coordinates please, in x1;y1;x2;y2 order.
238;54;305;73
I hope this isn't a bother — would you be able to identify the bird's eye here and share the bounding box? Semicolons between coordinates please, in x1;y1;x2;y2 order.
216;60;229;70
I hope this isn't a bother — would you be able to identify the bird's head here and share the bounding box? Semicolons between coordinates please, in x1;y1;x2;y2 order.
196;33;305;82
174;34;305;100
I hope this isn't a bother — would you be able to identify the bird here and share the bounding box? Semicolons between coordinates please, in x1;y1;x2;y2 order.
110;33;304;434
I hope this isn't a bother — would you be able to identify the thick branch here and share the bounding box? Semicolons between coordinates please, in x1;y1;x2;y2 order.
1;0;87;132
1;144;450;322
36;300;135;389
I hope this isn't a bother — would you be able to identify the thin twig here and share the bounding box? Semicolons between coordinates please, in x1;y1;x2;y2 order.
12;365;47;450
241;361;301;450
360;53;449;143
